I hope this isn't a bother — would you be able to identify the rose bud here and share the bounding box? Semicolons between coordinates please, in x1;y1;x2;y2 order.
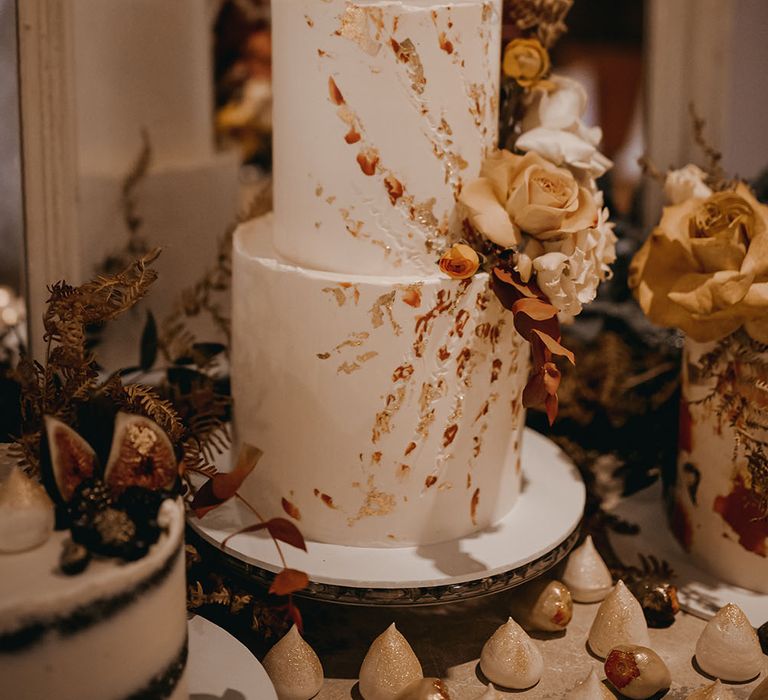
604;645;671;699
438;244;480;280
502;38;550;88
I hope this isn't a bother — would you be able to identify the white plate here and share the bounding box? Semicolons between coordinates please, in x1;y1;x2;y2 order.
188;614;277;700
608;481;768;626
188;429;586;601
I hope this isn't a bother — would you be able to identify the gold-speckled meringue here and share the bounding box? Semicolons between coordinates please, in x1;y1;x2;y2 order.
0;467;54;553
695;604;763;682
562;535;613;603
749;675;768;700
262;624;324;700
359;623;423;700
395;677;451;699
686;679;738;699
588;580;650;659
479;617;543;690
604;645;671;699
472;684;502;699
564;668;615;699
509;578;573;632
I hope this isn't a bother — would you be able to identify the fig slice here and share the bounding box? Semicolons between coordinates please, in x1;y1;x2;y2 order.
103;412;178;495
43;416;98;503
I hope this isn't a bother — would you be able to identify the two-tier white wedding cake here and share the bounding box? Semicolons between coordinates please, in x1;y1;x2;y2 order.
233;0;529;547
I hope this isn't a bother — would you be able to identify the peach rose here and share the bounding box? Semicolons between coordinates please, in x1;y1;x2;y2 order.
503;38;550;88
459;150;598;248
630;184;768;343
438;244;480;280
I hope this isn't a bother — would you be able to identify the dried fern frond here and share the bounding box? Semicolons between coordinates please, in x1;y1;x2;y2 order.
505;0;573;48
118;384;186;442
688;104;732;191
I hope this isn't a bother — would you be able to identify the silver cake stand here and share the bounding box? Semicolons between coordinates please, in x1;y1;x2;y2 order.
187;428;586;606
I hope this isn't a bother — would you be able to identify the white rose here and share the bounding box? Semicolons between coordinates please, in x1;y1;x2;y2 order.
532;206;617;316
516;75;612;179
663;164;713;204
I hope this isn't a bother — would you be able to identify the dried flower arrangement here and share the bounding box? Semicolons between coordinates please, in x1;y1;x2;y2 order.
437;5;616;423
9;245;306;627
630;110;768;518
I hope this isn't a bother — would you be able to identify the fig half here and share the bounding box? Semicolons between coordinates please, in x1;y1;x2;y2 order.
43;416;98;503
103;412;177;495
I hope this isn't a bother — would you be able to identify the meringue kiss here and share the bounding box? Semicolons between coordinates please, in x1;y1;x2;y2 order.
695;604;763;682
359;623;423;700
509;579;573;632
262;624;324;700
749;675;768;700
0;467;55;553
686;680;738;700
564;668;615;699
604;645;671;699
588;580;650;659
479;617;543;690
472;684;502;700
562;535;613;603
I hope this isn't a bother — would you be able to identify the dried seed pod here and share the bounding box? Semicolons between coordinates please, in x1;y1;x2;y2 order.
588;580;650;659
509;579;573;632
395;677;451;700
562;536;613;603
564;668;615;699
262;624;323;700
479;618;543;690
604;645;671;699
359;623;422;700
695;604;762;682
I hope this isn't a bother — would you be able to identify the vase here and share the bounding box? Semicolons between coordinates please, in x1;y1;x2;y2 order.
671;333;768;593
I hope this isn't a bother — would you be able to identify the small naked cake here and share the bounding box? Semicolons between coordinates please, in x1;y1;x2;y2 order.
0;412;187;700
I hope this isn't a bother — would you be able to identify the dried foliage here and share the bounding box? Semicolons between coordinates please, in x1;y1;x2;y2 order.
504;0;573;48
688;104;733;192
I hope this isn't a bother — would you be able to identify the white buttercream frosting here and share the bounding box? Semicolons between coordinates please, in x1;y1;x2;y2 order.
262;624;324;700
234;217;528;546
694;604;763;682
0;468;54;553
479;617;543;690
587;580;650;659
561;535;613;603
271;0;502;275
686;680;738;700
564;668;614;700
359;623;423;700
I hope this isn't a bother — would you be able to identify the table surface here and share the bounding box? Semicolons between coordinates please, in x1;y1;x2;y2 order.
290;588;766;699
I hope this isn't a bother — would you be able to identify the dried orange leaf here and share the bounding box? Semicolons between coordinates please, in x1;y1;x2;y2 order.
531;329;576;364
512;297;558;321
270;568;309;596
265;517;307;552
191;444;263;518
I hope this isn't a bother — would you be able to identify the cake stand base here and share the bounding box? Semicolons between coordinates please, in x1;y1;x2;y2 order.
188;429;585;606
608;481;768;626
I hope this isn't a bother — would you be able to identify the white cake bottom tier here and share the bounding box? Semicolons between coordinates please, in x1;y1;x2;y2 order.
233;215;529;547
0;500;188;699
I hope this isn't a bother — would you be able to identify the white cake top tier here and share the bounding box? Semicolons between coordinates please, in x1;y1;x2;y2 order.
72;0;219;173
272;0;502;275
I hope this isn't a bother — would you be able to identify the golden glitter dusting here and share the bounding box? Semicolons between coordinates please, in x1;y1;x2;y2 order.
369;291;402;335
338;6;382;56
337;351;379;375
349;475;396;524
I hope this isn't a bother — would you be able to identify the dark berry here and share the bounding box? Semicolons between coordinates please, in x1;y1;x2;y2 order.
60;539;91;576
759;620;768;655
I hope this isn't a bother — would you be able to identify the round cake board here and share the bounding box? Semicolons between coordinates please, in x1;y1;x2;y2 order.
188;428;586;605
188;614;277;700
608;480;768;627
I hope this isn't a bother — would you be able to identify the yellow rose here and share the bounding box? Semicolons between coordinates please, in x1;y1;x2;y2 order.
503;38;550;88
459;150;598;248
630;184;768;343
438;244;480;280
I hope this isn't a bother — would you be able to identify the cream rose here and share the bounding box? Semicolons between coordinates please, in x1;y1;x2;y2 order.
630;184;768;343
460;150;598;248
516;75;612;179
664;164;713;204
